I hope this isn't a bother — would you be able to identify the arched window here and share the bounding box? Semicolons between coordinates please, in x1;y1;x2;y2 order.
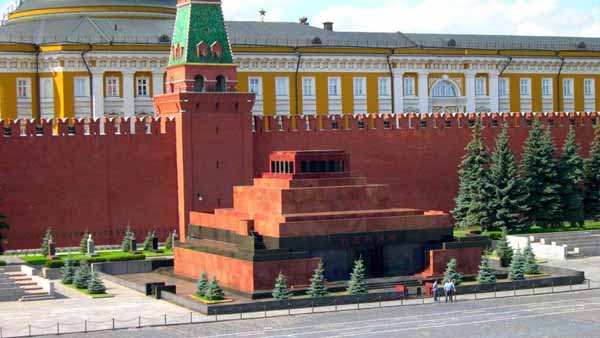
431;80;458;97
193;75;205;92
216;75;226;92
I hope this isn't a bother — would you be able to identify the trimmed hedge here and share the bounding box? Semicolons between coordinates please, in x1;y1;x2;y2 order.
0;260;6;266
43;254;146;269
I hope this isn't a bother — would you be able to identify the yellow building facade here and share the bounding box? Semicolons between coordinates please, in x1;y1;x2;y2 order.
0;0;599;121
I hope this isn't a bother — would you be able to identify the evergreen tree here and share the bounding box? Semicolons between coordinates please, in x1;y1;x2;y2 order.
558;128;585;227
443;258;462;285
73;260;91;289
87;270;106;295
584;123;600;219
272;272;291;300
121;226;133;252
496;227;514;268
452;117;493;230
520;118;562;228
476;255;497;284
142;231;154;251
61;256;76;285
164;231;173;251
204;277;225;301
508;249;526;281
40;228;53;257
522;240;540;275
347;257;368;295
488;125;528;232
195;272;209;296
306;260;328;298
79;231;89;254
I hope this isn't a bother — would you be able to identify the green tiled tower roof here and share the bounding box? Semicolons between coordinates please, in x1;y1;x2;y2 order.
169;0;233;66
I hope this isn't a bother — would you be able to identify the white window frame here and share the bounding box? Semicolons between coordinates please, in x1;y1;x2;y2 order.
498;78;509;98
584;78;595;98
404;77;415;96
16;78;31;100
40;77;54;101
248;76;262;96
542;78;553;98
136;76;149;97
74;77;89;98
378;77;391;98
353;77;366;98
106;77;120;97
475;77;486;96
563;78;574;98
328;77;341;98
302;77;315;98
520;78;531;97
275;76;289;97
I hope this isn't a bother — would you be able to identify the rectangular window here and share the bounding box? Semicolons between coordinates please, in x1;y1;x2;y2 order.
16;78;31;99
41;78;53;99
475;77;486;96
74;77;89;98
563;78;574;98
542;78;553;97
584;78;595;97
520;78;531;97
302;77;315;97
378;77;391;97
136;77;149;97
404;77;415;96
248;77;262;96
275;77;289;97
328;77;341;97
106;77;119;97
498;78;509;97
353;77;366;97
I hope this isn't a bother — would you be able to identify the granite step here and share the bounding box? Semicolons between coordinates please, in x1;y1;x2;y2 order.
20;294;54;302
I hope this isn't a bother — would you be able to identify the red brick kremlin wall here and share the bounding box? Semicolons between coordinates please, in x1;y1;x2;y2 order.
0;118;178;250
253;113;597;212
0;112;597;250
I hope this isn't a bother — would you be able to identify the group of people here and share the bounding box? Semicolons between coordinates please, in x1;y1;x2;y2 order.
431;279;456;303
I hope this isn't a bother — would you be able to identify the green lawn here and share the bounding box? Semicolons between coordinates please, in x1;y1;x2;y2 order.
454;220;600;239
20;249;173;266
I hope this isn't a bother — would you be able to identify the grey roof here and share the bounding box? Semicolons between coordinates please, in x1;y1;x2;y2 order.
13;0;176;13
1;5;600;51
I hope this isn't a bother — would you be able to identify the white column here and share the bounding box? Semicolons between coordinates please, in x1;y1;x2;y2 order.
466;71;476;112
122;70;135;118
489;71;499;113
393;72;404;114
91;71;104;120
152;71;164;97
418;71;429;113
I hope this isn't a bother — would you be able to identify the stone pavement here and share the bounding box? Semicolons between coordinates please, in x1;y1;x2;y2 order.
0;278;201;337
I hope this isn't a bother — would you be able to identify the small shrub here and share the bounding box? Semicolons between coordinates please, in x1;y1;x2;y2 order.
40;228;53;257
61;256;76;284
196;272;209;296
45;260;64;269
509;249;526;281
142;231;154;252
476;255;497;284
164;231;173;250
80;231;89;255
204;277;225;301
443;258;463;285
0;260;6;266
347;258;368;295
88;271;106;295
272;272;291;300
496;227;513;267
73;260;91;289
306;261;328;298
121;226;134;252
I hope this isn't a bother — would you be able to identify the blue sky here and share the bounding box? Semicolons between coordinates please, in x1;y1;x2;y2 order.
2;0;599;36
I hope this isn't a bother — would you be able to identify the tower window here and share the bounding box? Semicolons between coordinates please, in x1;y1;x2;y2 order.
216;75;226;92
193;75;205;92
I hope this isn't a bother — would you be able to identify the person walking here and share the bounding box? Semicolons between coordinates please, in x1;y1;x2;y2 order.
444;279;456;303
432;280;439;302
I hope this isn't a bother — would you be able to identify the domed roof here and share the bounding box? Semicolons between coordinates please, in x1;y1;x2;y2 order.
13;0;176;13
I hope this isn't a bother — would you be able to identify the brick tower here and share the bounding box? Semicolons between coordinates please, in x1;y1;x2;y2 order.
153;0;255;242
